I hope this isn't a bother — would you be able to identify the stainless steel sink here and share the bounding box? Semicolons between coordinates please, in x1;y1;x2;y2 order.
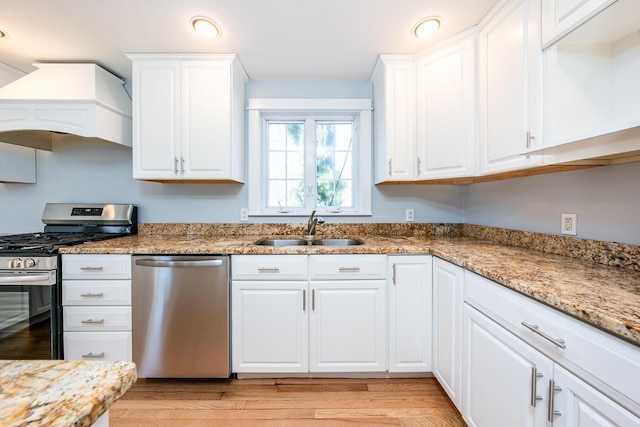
311;238;365;246
254;238;365;246
254;238;310;246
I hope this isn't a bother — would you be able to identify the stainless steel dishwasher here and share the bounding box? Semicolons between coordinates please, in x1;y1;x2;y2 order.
132;255;230;378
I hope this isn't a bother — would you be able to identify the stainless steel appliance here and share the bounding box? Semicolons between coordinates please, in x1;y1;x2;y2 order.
0;203;137;359
132;255;230;378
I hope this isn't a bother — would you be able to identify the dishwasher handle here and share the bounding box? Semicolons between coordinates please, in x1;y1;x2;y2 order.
135;259;224;268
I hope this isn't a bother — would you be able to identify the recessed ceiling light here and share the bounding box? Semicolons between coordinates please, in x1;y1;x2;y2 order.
190;16;221;39
412;17;442;39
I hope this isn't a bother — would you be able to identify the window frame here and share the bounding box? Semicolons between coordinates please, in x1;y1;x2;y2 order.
247;98;372;217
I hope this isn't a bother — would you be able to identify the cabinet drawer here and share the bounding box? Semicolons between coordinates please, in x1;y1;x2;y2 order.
62;254;132;279
232;255;308;280
464;271;640;410
64;331;132;362
62;280;131;305
63;306;132;331
309;255;387;280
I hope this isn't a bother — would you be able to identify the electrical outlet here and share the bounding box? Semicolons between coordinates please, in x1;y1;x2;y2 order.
240;208;249;221
405;209;415;222
561;213;577;235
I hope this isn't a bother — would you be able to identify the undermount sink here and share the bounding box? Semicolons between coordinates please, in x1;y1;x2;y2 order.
311;238;364;246
254;238;365;247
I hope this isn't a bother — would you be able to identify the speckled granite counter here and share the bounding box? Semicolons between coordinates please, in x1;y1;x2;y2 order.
58;225;640;347
0;360;136;427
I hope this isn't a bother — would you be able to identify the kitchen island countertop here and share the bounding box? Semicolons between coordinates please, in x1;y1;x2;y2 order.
59;232;640;347
0;360;136;427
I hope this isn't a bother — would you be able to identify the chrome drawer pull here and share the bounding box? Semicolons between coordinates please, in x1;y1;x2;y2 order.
81;319;105;324
548;379;562;421
338;266;361;273
81;352;105;359
80;266;104;271
392;263;397;285
80;292;104;297
521;321;566;349
258;267;280;273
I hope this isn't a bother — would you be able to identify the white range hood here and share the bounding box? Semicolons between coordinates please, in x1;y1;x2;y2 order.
0;63;132;151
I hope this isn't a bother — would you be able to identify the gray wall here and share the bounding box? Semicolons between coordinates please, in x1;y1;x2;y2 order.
464;161;640;245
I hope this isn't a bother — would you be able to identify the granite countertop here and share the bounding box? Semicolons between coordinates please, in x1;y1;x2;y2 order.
0;360;136;427
59;232;640;347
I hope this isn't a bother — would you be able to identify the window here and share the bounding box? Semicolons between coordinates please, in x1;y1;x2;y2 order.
248;99;372;216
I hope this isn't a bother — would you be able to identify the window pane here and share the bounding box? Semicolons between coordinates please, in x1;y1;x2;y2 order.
267;122;305;208
315;122;354;208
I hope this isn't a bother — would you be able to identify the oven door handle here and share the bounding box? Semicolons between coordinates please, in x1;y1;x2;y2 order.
0;272;54;285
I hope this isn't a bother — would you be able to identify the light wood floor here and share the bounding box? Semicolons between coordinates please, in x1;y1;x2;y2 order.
110;377;466;426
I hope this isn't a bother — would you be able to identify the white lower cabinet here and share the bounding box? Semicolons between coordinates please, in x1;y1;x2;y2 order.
463;304;552;426
388;255;432;373
462;271;640;426
232;281;308;373
62;255;132;362
432;258;464;410
232;254;398;375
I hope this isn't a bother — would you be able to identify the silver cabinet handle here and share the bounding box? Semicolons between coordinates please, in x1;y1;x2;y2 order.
392;263;397;285
312;289;316;311
81;319;105;324
303;289;306;312
257;267;280;273
135;259;223;268
80;266;104;271
181;157;185;175
417;157;422;176
548;379;562;421
530;367;544;407
80;292;104;297
81;352;105;359
174;157;179;174
526;131;535;148
388;159;392;175
521;321;566;349
338;266;361;273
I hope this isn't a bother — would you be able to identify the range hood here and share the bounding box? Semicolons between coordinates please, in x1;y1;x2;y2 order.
0;63;132;151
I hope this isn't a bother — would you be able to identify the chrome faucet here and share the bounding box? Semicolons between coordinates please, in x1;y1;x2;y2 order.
305;210;325;237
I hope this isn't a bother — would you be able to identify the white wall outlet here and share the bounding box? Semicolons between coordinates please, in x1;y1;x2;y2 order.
561;213;577;235
240;208;249;221
405;208;415;222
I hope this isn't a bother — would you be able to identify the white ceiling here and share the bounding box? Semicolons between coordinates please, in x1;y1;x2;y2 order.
0;0;495;83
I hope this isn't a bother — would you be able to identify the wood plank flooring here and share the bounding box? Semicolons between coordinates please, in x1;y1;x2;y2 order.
110;377;466;426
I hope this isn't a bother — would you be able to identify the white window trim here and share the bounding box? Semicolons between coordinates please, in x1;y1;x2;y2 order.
247;98;372;217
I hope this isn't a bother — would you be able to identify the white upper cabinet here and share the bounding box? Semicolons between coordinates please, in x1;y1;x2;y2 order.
478;0;543;174
537;0;640;164
128;54;247;182
371;55;416;183
415;35;477;180
0;65;36;184
541;0;616;46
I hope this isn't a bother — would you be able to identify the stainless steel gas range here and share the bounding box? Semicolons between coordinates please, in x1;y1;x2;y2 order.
0;203;137;360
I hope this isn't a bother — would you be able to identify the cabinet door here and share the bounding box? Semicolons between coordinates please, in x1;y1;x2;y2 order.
479;0;541;174
463;304;552;427
181;60;231;179
388;255;432;373
416;37;476;180
231;281;308;373
552;364;640;427
371;55;416;183
541;0;615;46
432;258;464;410
132;60;181;179
310;280;386;372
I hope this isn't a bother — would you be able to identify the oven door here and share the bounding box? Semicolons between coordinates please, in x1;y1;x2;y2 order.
0;270;59;359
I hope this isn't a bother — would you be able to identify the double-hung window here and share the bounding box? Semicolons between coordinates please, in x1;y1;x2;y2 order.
248;99;372;216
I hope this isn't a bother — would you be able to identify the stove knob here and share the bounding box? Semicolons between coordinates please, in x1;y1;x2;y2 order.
24;258;37;268
9;258;23;268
